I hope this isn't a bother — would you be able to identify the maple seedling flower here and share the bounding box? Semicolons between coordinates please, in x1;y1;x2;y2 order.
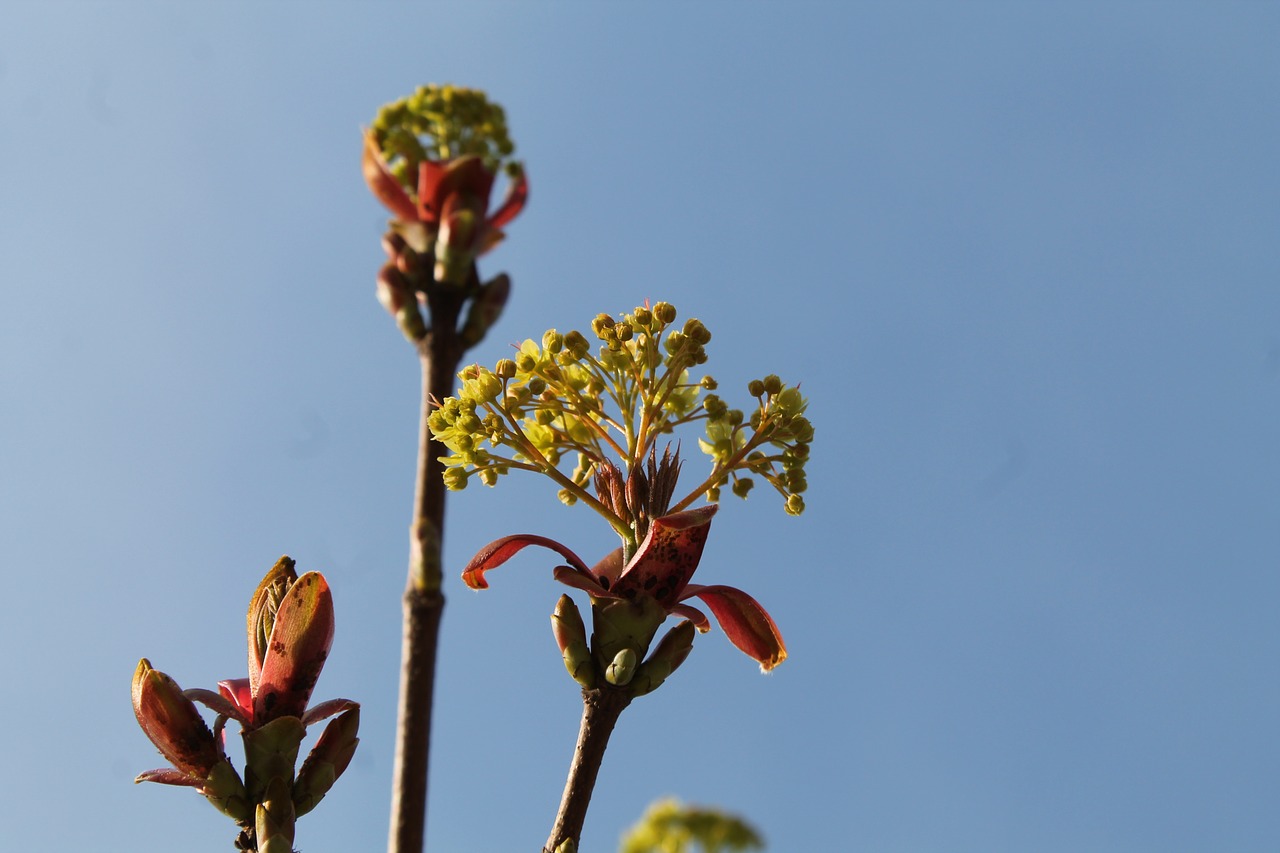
437;301;810;688
364;84;528;286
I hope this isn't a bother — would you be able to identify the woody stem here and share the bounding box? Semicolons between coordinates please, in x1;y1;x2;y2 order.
388;260;469;853
543;687;632;853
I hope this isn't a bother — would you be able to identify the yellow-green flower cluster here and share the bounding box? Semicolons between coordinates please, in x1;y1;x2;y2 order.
369;84;521;184
428;302;811;535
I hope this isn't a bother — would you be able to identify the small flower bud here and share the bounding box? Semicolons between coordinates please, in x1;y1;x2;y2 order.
442;468;469;490
592;313;615;338
653;301;677;324
763;374;783;395
494;358;517;379
785;493;806;516
701;376;718;390
564;330;590;359
747;379;766;397
633;306;653;327
732;478;754;498
605;648;638;686
543;329;564;353
613;322;633;342
683;318;711;344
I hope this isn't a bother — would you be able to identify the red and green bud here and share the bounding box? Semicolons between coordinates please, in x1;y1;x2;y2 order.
132;659;221;780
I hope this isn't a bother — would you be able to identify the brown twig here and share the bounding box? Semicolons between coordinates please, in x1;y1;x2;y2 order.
387;266;468;853
544;687;633;853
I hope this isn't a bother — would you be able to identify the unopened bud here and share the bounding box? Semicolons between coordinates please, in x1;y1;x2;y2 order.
605;648;638;686
551;595;595;688
294;706;361;817
255;776;296;853
630;619;696;697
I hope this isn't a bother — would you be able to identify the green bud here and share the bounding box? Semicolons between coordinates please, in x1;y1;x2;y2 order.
653;301;677;324
495;358;517;379
294;706;360;818
543;329;564;353
613;322;633;342
633;306;653;327
554;839;578;853
202;759;251;821
732;477;754;498
763;374;783;395
785;493;806;516
557;488;578;506
747;379;766;397
255;776;296;853
443;468;469;490
241;716;306;802
551;595;596;688
629;619;696;697
701;376;718;390
527;376;547;396
605;648;638;686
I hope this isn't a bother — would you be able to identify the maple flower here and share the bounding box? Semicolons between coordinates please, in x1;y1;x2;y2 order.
363;84;528;284
463;504;786;672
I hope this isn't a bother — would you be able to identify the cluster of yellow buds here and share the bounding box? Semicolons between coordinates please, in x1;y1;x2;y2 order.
368;84;522;187
428;301;811;547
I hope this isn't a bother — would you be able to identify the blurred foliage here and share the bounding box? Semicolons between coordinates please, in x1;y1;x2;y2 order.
620;798;765;853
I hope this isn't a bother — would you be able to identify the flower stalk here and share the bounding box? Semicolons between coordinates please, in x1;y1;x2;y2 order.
544;686;632;853
443;301;807;848
364;84;527;853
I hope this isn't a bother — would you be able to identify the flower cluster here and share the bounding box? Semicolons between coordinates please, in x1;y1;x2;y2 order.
429;301;812;541
438;302;810;684
132;558;359;853
363;84;527;288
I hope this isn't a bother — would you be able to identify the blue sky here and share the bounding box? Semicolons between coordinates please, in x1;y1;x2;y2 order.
2;2;1278;851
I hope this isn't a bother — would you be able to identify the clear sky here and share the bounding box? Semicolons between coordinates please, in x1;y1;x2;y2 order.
2;2;1278;851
